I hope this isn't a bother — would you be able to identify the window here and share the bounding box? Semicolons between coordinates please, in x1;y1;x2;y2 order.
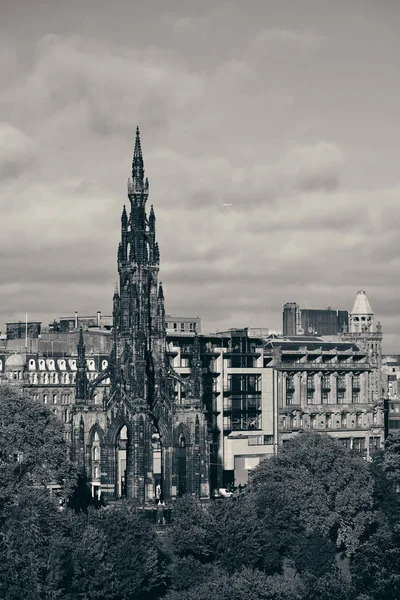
341;414;347;428
173;323;177;330
248;435;263;446
307;374;315;390
189;322;194;331
321;390;329;404
389;419;400;429
337;389;345;404
53;394;58;404
286;376;295;405
352;390;360;404
353;438;365;452
181;322;185;331
93;467;100;479
322;375;331;389
307;390;314;404
264;435;274;445
369;437;381;454
43;394;48;405
337;375;346;389
93;446;100;460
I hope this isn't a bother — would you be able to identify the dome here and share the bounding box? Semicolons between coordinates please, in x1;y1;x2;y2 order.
5;354;26;370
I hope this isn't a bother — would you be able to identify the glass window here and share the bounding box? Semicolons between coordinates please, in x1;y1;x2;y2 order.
337;389;345;404
353;438;365;452
248;435;263;446
321;390;329;404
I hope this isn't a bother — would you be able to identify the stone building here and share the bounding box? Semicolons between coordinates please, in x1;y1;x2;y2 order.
341;290;383;403
0;132;386;495
68;128;210;503
268;335;385;459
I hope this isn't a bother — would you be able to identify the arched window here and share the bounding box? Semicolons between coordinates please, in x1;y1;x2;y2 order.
43;394;48;405
53;393;58;404
179;434;186;448
93;446;100;460
93;466;100;479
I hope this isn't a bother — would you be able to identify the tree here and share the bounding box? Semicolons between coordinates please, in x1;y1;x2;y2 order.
250;433;377;556
0;385;76;503
170;495;217;562
211;494;282;574
65;502;168;600
0;385;76;599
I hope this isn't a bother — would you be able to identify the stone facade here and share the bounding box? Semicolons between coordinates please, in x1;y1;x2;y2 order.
67;128;210;503
271;335;385;459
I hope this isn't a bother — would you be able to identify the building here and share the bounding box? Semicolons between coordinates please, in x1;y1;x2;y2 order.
341;290;383;403
381;355;400;434
283;302;349;336
0;132;386;497
6;321;42;341
70;128;209;503
165;315;201;334
52;312;113;332
267;334;385;459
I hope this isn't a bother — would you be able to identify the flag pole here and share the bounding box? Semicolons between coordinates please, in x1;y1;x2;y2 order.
25;313;28;349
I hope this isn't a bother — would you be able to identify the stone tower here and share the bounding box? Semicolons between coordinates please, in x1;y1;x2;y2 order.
342;290;383;402
349;290;374;333
71;128;210;503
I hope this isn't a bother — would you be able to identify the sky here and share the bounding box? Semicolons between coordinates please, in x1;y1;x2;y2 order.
0;0;400;350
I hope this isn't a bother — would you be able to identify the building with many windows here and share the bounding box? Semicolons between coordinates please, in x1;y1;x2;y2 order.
0;129;386;496
266;335;385;459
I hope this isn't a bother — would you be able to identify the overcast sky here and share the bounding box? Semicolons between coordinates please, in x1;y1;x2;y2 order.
1;0;400;350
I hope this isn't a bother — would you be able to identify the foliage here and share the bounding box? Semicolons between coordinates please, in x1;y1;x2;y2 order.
0;385;76;502
250;432;377;555
210;494;282;574
170;495;217;562
168;556;226;592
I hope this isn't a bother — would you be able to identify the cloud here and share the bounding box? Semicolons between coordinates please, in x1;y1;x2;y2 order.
0;123;36;179
253;28;325;49
0;26;400;351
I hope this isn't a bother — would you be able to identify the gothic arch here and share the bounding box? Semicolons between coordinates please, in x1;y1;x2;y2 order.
88;423;106;447
107;415;133;446
174;422;191;447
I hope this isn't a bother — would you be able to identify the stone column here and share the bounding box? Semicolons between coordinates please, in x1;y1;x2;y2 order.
294;372;301;405
360;371;368;404
281;372;287;408
299;371;307;407
315;373;322;404
330;372;337;405
345;373;353;404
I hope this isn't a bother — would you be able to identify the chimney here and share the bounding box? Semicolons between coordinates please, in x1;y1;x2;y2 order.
97;311;101;327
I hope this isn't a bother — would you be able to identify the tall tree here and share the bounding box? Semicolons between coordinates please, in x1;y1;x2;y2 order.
0;385;75;503
250;433;377;556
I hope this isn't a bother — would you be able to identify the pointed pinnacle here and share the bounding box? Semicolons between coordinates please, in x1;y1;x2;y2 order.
121;204;128;226
134;126;142;157
158;281;164;300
